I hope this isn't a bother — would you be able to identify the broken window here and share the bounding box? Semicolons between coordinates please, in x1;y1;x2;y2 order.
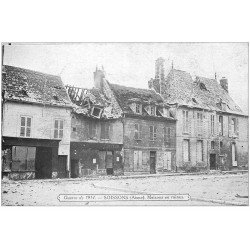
219;115;223;135
134;124;142;140
54;119;64;139
199;82;207;91
197;112;203;136
149;125;157;141
211;115;215;135
12;146;36;171
183;139;190;162
135;103;142;114
20;116;31;137
101;122;110;140
197;140;203;162
91;107;102;118
182;110;189;133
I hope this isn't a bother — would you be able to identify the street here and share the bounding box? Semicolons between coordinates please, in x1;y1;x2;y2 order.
1;173;248;206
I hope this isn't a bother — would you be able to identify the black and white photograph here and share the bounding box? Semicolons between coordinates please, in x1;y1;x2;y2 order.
1;42;248;206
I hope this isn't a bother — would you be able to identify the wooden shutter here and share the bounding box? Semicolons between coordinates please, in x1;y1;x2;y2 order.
134;124;139;139
139;124;142;139
101;123;105;139
236;118;239;137
138;151;142;169
188;111;192;134
134;151;138;170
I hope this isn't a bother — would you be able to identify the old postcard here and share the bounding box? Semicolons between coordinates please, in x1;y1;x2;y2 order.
1;43;248;206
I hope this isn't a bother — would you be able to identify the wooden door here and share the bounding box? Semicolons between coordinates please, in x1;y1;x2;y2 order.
150;151;156;174
210;154;216;170
232;143;237;167
58;155;67;178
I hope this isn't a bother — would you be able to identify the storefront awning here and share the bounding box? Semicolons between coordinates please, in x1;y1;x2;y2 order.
2;137;61;148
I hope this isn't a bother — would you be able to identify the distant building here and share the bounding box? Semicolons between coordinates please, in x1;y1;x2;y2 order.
66;67;124;177
148;58;248;171
2;65;72;180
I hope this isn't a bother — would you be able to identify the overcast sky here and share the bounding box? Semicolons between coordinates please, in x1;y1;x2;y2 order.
3;43;248;113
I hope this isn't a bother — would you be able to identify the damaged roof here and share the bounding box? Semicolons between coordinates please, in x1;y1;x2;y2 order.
65;85;121;119
161;68;244;115
2;65;72;108
110;83;164;113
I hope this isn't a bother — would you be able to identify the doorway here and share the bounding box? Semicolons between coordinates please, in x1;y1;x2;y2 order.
150;151;156;174
58;156;67;178
210;153;216;170
70;159;79;178
232;143;237;167
35;147;52;179
106;151;114;175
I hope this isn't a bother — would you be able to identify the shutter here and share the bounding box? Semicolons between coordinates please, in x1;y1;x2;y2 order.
138;151;142;168
89;121;92;138
188;111;192;134
228;117;232;137
236;118;239;137
134;151;138;170
108;123;112;140
144;105;150;115
223;116;226;136
134;124;138;139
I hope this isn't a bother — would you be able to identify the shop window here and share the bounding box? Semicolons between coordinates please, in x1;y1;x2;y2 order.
54;119;64;138
20;116;32;137
12;146;36;171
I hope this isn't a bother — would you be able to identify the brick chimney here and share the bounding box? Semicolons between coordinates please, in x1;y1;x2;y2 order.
220;77;228;92
93;66;105;89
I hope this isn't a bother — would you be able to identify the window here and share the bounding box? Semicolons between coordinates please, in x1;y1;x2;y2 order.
20;116;31;137
91;107;102;118
219;115;223;135
183;139;190;162
89;122;97;139
150;106;156;116
197;113;203;135
72;127;77;132
135;103;142;114
211;141;215;149
54;119;64;139
134;124;142;140
101;122;110;140
12;146;36;171
197;140;203;162
220;141;223;149
211;115;215;135
134;150;142;170
149;125;157;141
183;110;189;133
231;118;236;134
164;127;172;146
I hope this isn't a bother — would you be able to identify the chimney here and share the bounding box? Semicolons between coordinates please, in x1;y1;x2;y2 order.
155;57;165;81
220;77;228;92
93;66;106;89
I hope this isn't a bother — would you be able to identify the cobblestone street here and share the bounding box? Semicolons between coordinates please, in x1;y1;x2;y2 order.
1;173;248;206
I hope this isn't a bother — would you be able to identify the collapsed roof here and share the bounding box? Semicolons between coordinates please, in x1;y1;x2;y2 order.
2;65;72;108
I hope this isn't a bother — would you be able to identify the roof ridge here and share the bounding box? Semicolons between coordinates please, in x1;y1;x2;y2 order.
4;64;61;79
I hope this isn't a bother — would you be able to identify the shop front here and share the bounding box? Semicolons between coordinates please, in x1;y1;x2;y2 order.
2;137;60;180
70;142;123;177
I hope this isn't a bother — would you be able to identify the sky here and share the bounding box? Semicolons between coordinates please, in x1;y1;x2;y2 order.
3;43;248;113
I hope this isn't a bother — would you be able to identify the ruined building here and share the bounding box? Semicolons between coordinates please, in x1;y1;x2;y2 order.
148;58;248;171
2;65;72;180
66;67;123;177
